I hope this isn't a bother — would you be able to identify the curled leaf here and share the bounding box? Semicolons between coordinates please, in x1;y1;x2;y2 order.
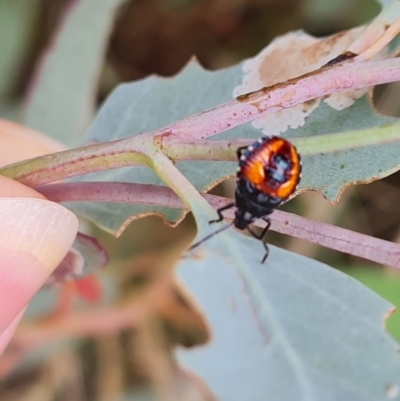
44;232;108;286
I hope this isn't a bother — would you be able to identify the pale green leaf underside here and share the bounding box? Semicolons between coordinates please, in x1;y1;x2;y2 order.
70;58;400;233
285;97;400;200
69;61;244;232
177;230;400;401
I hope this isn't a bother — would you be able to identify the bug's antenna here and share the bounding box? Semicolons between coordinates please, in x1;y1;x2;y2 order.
189;221;235;251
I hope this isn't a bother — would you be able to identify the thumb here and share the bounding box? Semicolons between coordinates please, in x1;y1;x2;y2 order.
0;179;78;352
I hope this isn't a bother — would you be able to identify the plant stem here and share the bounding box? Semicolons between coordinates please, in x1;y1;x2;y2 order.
2;59;400;185
37;181;400;270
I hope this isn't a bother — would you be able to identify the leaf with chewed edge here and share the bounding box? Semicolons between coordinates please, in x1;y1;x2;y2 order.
71;58;400;234
127;148;400;399
176;223;400;401
69;60;244;232
44;232;108;286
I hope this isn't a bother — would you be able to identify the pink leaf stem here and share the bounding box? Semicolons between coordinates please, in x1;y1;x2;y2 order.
157;58;400;141
3;58;400;187
37;182;400;270
37;182;186;209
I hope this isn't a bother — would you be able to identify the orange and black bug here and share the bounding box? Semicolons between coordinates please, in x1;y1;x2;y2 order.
190;136;301;263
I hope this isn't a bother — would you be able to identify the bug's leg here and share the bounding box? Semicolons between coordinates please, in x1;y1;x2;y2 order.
259;217;271;241
261;242;270;264
247;217;271;240
236;146;248;159
189;203;235;251
247;217;271;263
209;203;235;224
189;220;234;251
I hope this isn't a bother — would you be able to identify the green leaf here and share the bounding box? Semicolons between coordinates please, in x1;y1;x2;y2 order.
70;61;243;232
0;0;41;100
285;97;400;201
177;230;400;401
72;56;400;233
344;267;400;342
24;0;126;147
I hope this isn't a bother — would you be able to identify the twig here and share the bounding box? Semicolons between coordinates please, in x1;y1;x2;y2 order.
2;58;400;186
37;182;400;270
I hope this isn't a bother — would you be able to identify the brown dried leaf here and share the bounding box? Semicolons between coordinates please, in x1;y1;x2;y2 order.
233;27;388;134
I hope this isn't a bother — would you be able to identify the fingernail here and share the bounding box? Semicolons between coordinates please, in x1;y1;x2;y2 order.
0;198;78;271
0;198;78;332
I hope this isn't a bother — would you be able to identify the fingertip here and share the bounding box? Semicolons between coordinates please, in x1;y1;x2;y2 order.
0;199;78;334
0;198;78;271
0;310;24;355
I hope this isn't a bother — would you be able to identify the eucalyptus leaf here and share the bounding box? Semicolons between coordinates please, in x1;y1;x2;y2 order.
177;230;400;401
72;55;400;233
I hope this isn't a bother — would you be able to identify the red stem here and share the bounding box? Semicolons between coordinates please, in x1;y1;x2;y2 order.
37;182;400;270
